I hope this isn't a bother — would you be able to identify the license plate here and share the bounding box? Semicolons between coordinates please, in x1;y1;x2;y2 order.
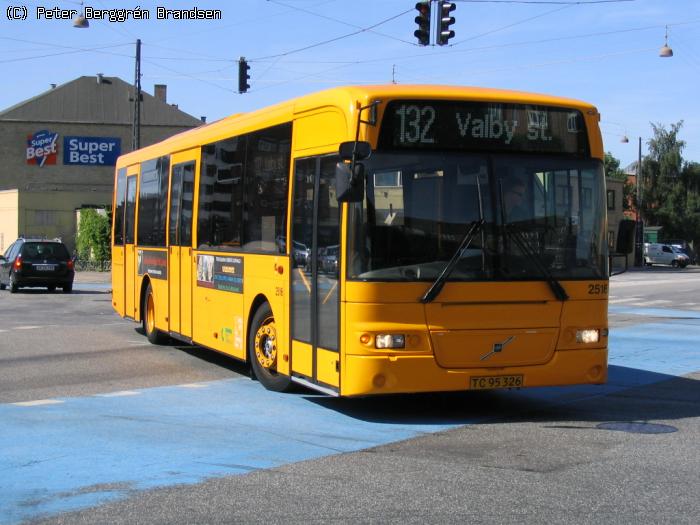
35;264;56;271
470;375;523;390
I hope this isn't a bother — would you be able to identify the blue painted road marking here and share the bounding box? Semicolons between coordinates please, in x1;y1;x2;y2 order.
1;307;699;524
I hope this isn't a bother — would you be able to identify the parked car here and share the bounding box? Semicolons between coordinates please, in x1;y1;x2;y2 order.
643;242;689;268
0;238;75;293
276;236;311;269
320;244;339;276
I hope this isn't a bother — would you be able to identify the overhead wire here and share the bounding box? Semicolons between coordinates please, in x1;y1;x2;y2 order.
265;0;419;46
249;8;414;61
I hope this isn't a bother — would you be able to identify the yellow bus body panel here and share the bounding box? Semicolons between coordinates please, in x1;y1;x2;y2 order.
291;340;313;378
316;348;340;389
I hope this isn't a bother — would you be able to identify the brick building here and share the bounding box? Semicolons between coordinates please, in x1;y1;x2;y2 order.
0;75;202;253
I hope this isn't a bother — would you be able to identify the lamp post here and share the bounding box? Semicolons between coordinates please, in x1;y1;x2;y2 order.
634;137;644;267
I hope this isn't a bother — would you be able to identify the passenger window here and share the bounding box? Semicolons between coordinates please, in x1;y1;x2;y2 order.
197;123;292;252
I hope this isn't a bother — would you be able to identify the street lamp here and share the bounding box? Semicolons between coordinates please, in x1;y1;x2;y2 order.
72;1;88;28
659;26;673;58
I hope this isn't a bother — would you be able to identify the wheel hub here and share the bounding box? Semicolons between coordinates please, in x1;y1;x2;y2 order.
254;318;277;369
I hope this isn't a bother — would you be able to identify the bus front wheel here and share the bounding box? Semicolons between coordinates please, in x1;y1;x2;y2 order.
249;302;292;392
143;283;168;345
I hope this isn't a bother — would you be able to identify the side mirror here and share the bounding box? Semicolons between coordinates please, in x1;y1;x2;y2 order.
335;162;365;203
339;141;371;161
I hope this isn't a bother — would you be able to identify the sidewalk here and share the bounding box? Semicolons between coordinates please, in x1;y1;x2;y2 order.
612;264;700;274
73;270;111;284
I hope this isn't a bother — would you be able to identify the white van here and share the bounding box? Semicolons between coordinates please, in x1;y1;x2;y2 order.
644;243;689;268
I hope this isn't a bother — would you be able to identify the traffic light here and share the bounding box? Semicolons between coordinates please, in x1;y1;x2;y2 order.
437;1;456;46
414;1;431;46
238;57;250;94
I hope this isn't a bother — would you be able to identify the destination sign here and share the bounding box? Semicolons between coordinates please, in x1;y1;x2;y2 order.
378;100;589;155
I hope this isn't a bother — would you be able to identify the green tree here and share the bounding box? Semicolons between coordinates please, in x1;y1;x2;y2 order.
76;208;111;264
604;152;625;180
641;121;700;248
605;151;634;211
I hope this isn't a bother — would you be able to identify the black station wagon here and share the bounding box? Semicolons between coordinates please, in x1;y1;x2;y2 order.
0;238;75;293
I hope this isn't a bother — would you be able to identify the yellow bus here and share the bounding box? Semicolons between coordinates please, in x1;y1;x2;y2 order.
111;85;609;397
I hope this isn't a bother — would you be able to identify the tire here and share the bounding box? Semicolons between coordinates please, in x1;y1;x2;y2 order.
0;282;5;291
143;283;168;344
47;285;56;292
62;283;72;293
9;273;19;293
249;302;292;392
672;260;679;268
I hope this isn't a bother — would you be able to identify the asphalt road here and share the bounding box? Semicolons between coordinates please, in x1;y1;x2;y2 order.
1;268;698;524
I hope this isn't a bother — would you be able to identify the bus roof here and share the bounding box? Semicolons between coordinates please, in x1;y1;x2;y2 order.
117;84;599;167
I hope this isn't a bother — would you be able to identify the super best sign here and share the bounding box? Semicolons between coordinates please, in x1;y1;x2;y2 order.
26;130;59;166
63;136;121;166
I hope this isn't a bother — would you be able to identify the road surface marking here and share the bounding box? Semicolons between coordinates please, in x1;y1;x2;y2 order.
98;391;141;397
12;399;64;407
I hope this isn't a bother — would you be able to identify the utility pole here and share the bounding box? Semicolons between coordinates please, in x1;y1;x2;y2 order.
132;39;142;151
635;136;644;266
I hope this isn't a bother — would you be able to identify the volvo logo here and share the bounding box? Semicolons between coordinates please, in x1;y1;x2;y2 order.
480;336;515;361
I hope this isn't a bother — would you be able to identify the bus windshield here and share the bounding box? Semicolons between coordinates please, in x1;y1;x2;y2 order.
347;152;607;282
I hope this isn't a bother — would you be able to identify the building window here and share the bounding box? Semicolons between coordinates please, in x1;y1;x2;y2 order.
607;189;615;210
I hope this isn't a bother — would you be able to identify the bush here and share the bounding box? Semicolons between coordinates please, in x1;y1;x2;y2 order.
76;208;111;263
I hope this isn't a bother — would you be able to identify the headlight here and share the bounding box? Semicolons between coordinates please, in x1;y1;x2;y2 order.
375;334;406;349
576;329;600;344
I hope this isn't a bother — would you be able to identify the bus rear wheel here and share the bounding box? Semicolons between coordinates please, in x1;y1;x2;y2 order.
249;302;292;392
143;283;168;344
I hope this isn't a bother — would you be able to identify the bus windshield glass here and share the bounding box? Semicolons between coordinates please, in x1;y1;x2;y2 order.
347;152;607;282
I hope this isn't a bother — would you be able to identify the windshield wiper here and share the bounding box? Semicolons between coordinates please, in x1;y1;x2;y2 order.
420;219;484;304
504;225;569;302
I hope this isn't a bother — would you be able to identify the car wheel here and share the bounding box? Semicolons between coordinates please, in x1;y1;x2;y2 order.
62;283;72;293
143;283;168;344
672;260;679;268
47;285;56;292
0;282;5;291
9;273;19;293
249;302;292;392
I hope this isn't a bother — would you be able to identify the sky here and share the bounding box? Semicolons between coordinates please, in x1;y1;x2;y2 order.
1;0;698;167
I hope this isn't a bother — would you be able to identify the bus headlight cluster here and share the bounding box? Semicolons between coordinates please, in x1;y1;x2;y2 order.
375;334;406;349
576;329;600;344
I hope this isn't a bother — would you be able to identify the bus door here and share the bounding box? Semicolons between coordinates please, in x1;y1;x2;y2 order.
124;169;138;320
290;156;341;392
112;168;127;316
167;158;196;339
